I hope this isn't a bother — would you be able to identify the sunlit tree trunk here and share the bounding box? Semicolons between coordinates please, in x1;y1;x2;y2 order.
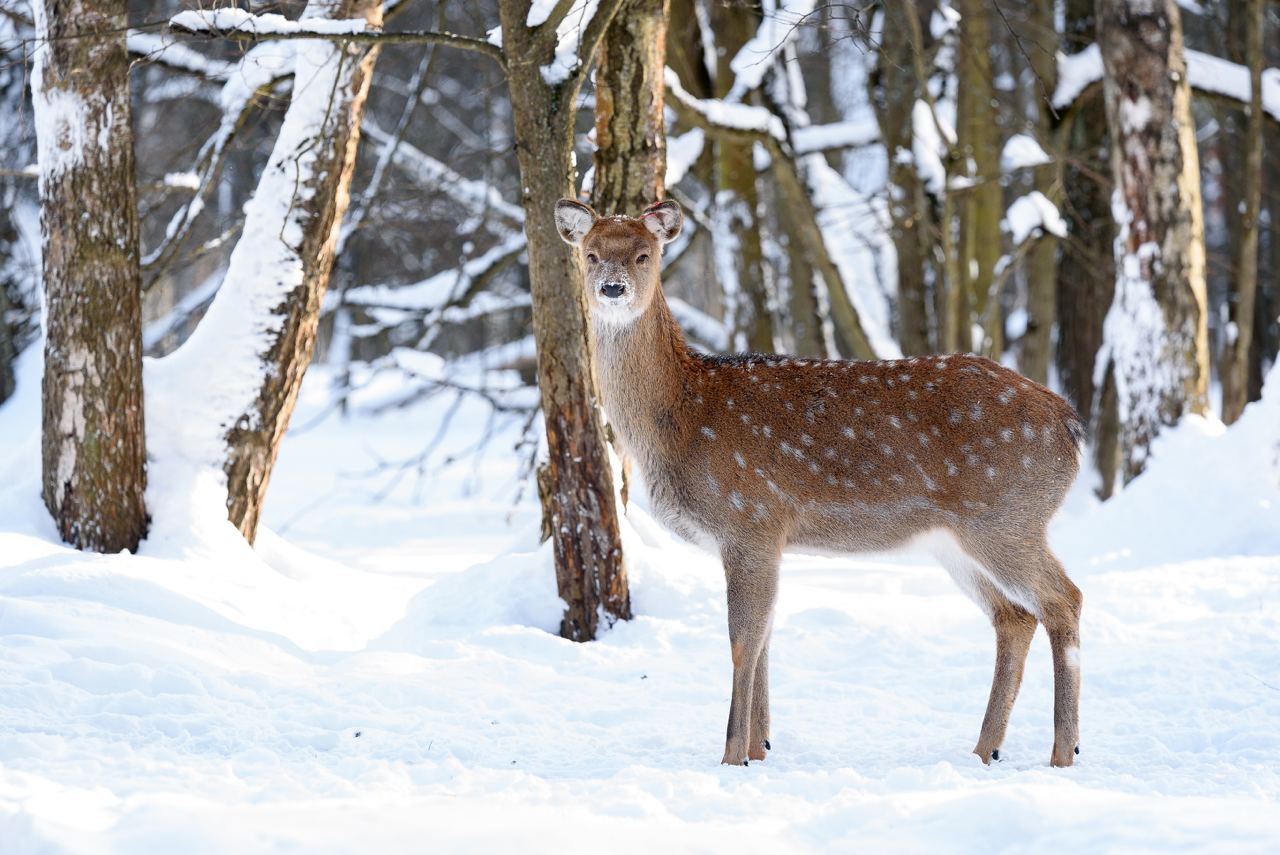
32;0;147;552
1096;0;1210;483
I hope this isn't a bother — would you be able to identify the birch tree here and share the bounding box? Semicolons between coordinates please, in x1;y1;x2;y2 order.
1096;0;1210;483
32;0;148;552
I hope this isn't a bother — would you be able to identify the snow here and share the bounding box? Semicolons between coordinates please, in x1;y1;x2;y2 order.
1054;43;1280;124
1000;133;1052;172
529;0;600;86
664;128;705;187
3;335;1280;850
1005;191;1068;246
666;68;787;139
725;0;818;101
911;99;949;196
792;119;879;155
127;32;236;80
170;9;370;37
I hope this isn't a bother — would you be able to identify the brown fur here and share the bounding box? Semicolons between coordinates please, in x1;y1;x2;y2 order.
555;199;1084;768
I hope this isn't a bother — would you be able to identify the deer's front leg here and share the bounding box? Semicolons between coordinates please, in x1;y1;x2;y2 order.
721;545;779;766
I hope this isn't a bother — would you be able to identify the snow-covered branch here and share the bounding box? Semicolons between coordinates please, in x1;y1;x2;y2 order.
1054;44;1280;125
170;8;505;67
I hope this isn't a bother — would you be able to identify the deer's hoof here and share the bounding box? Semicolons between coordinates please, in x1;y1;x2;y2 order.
764;739;771;751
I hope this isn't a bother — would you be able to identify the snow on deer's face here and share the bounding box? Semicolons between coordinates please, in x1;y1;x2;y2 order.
554;199;683;328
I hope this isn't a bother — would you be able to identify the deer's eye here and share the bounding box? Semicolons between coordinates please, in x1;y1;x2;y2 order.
586;253;599;264
635;254;649;265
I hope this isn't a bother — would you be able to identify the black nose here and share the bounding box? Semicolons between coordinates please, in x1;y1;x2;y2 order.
601;282;625;298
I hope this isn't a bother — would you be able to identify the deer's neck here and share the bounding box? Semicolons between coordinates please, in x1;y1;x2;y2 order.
594;289;698;469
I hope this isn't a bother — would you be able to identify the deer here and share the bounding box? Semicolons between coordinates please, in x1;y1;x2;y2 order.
554;198;1085;768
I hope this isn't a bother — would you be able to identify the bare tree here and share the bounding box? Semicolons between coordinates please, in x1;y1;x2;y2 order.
955;0;1003;358
499;0;631;641
1219;0;1263;424
166;0;385;543
32;0;148;552
1096;0;1210;483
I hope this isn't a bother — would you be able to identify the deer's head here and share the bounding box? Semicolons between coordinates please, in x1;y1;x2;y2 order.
554;199;683;327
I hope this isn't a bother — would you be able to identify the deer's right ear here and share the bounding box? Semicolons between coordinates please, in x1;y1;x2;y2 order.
554;199;597;246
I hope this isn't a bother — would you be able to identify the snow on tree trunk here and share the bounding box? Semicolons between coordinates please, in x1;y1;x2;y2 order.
32;0;148;553
499;0;630;642
1219;0;1263;425
1096;0;1210;483
150;0;383;545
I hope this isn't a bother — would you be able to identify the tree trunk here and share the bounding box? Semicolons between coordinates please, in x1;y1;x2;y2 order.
1096;0;1210;483
592;0;668;216
871;0;931;356
1219;0;1263;424
1055;0;1114;427
711;3;773;352
226;0;382;542
32;0;147;553
955;0;1003;358
1020;0;1060;384
500;0;630;641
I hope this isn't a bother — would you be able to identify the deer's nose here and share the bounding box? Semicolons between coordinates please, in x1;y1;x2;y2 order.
601;281;625;299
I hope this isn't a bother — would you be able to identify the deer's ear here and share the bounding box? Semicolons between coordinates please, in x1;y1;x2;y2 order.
641;200;683;245
554;199;597;246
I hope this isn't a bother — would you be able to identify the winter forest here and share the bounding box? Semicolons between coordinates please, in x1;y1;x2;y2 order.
1;0;1279;851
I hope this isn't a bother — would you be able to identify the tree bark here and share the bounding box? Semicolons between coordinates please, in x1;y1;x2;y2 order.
500;0;630;641
1019;0;1060;384
32;0;147;552
711;3;773;352
592;0;668;216
1096;0;1210;483
955;0;1003;358
213;0;385;543
871;0;931;356
1219;0;1263;424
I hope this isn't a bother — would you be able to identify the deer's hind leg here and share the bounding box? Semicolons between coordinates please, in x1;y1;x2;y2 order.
932;538;1037;764
959;533;1082;768
747;617;775;762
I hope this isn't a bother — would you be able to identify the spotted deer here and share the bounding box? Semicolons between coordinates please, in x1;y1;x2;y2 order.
555;198;1085;768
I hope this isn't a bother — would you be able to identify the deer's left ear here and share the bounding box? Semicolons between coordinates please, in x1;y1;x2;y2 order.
641;200;683;245
554;199;597;246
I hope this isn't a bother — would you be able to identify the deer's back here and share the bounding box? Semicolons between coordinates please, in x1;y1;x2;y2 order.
650;353;1083;553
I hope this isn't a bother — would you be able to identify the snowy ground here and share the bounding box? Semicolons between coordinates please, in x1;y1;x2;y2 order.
2;352;1279;853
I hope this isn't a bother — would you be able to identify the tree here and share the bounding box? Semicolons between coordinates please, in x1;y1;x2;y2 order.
32;0;148;552
869;0;931;357
498;0;631;641
955;0;1003;358
1096;0;1210;483
591;0;668;216
164;1;385;543
1019;0;1060;385
1219;0;1263;424
709;3;774;352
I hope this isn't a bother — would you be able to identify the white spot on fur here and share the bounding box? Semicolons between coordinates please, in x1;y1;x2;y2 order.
728;490;746;511
970;403;984;422
888;416;902;429
734;451;746;468
1000;428;1014;442
800;433;814;446
701;426;716;440
986;466;996;480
